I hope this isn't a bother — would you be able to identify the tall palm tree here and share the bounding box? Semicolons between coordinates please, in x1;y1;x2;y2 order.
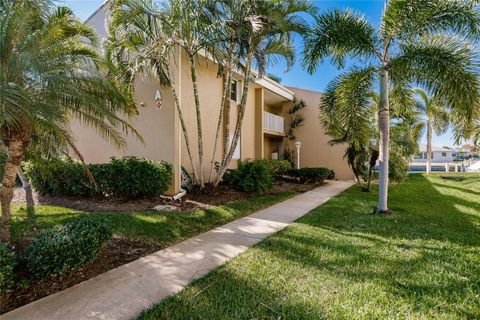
320;66;422;191
160;0;219;188
414;88;450;174
0;0;139;242
106;0;201;185
303;0;480;213
213;0;313;186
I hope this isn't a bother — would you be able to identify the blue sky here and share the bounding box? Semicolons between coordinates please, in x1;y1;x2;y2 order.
64;0;457;146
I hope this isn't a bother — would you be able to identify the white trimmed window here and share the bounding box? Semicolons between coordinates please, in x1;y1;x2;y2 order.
230;79;239;103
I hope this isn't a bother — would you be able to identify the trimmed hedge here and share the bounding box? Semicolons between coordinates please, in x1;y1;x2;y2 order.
254;159;292;176
224;160;273;192
24;157;173;198
22;218;112;278
287;167;332;183
0;243;16;292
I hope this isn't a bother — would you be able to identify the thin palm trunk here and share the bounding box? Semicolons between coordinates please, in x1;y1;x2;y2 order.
426;119;432;174
188;55;204;187
1;131;29;242
170;76;199;185
214;53;254;186
222;75;232;164
17;167;35;216
209;68;231;182
377;65;390;212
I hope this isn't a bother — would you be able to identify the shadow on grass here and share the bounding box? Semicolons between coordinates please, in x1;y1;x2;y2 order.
137;174;480;319
10;192;294;246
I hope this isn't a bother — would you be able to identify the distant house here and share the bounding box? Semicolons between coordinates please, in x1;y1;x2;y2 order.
412;145;453;163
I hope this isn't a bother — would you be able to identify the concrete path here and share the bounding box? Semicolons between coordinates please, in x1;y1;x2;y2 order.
3;181;353;320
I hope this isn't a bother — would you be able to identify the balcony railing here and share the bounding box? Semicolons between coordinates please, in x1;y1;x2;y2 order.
264;111;284;134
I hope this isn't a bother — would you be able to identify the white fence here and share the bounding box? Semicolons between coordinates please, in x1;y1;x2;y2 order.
264;111;284;134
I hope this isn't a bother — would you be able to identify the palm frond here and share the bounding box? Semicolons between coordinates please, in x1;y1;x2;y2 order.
302;9;379;73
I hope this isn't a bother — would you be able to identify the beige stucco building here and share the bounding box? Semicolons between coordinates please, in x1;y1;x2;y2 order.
71;2;354;195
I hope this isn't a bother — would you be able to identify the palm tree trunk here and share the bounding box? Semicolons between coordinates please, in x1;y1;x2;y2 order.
377;65;390;213
1;130;29;242
188;55;204;187
214;53;254;186
170;79;199;185
222;73;232;164
426;119;432;174
17;167;35;216
209;68;231;183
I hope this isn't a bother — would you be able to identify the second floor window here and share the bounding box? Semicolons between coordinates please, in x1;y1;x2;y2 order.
230;79;239;102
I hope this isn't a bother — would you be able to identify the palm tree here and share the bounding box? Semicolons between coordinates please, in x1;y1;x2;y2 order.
414;88;450;174
320;66;422;191
303;0;480;213
213;0;313;186
0;1;139;242
160;0;220;188
106;0;201;185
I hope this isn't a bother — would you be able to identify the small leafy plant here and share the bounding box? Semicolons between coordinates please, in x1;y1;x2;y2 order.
224;160;273;192
23;218;112;278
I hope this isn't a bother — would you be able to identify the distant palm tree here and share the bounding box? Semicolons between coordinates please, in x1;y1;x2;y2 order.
414;88;450;174
0;1;139;242
303;0;480;213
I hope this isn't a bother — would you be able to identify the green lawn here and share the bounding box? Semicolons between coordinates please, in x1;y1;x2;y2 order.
137;174;480;320
11;192;295;246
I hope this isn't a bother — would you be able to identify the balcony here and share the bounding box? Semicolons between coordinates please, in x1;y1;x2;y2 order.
264;111;285;136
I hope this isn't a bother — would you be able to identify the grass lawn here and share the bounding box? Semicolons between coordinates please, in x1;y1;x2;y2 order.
10;192;295;246
137;174;480;320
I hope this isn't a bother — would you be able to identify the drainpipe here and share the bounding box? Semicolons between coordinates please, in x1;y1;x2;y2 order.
171;188;186;201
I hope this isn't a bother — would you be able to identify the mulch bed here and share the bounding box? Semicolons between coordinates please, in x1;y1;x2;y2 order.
12;180;321;212
3;180;324;314
1;236;161;314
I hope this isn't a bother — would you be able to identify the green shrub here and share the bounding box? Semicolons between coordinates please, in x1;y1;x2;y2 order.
93;157;173;198
224;160;273;192
254;159;292;176
23;157;95;197
24;156;173;198
0;243;17;292
23;218;112;278
389;154;408;183
287;167;332;183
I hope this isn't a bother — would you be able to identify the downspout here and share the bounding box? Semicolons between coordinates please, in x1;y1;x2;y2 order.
172;188;186;201
172;46;186;202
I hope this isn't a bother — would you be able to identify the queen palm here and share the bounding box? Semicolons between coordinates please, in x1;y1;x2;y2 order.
0;1;139;242
414;88;450;174
106;0;201;185
303;0;480;213
213;0;313;186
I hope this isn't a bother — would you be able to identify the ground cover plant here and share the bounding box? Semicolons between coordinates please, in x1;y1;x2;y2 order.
137;173;480;320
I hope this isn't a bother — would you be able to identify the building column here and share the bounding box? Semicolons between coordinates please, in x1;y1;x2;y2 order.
255;88;264;159
167;46;182;195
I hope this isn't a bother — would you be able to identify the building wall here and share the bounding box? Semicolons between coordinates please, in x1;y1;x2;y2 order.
287;87;355;180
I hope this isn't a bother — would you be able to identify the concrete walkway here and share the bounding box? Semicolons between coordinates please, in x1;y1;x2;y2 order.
3;181;353;320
